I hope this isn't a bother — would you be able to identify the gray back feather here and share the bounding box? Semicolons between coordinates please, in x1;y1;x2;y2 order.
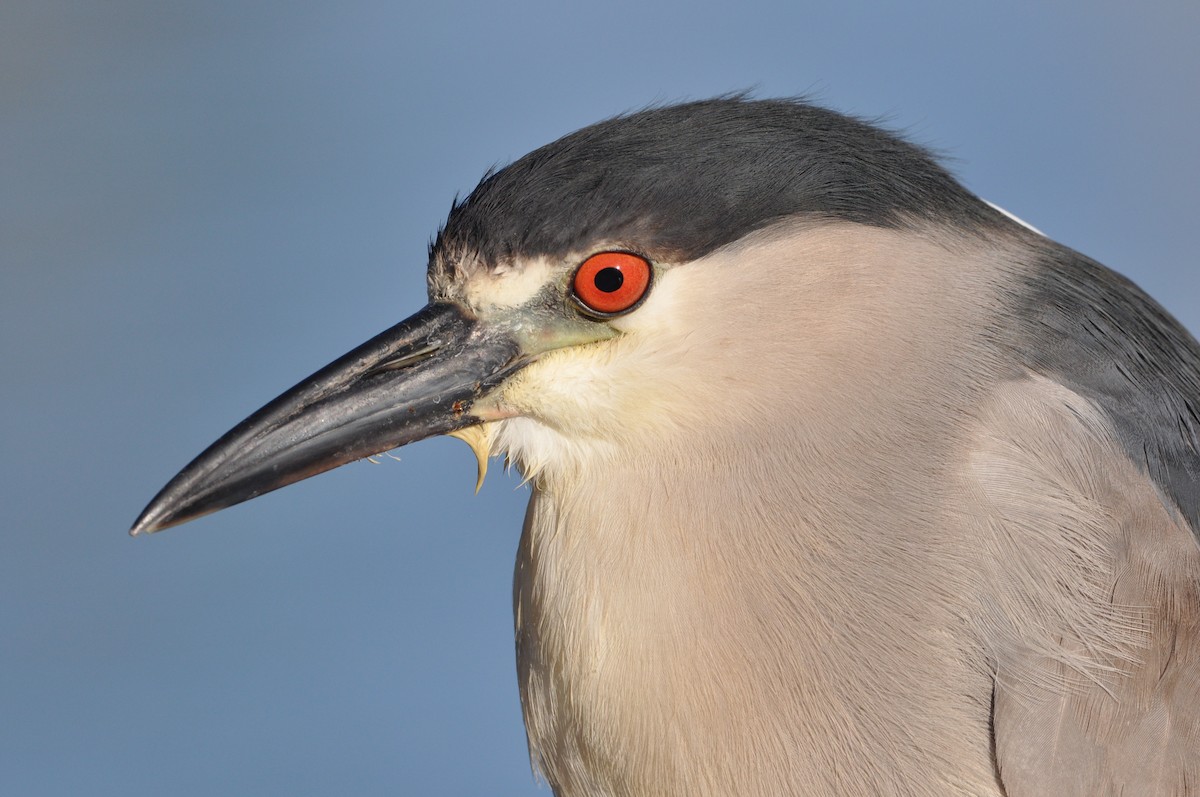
1014;241;1200;535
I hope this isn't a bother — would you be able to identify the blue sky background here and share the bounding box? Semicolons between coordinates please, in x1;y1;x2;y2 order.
3;1;1198;794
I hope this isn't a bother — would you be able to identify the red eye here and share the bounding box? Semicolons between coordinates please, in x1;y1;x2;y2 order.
571;252;652;316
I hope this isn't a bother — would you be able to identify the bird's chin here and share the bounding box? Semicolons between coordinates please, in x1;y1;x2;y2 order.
486;416;615;485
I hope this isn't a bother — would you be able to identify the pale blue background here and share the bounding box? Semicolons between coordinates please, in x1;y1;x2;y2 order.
3;2;1198;794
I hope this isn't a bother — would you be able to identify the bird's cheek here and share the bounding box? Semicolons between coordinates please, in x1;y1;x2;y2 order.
471;367;571;426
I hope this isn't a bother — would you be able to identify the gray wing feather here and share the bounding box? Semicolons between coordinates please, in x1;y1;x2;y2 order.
987;242;1200;794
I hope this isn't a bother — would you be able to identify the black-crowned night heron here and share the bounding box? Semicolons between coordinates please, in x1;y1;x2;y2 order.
132;98;1200;796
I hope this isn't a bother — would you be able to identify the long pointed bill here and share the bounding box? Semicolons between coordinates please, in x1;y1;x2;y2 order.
130;302;523;535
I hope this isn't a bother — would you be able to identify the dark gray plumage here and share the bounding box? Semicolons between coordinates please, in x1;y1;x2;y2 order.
432;97;1003;269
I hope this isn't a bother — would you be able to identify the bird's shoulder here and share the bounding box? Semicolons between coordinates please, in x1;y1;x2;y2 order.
1006;241;1200;539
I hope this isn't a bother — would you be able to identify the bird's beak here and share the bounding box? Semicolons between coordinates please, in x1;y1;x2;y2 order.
130;302;524;535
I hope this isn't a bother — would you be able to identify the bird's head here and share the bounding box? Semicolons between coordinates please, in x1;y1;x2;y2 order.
131;97;1007;535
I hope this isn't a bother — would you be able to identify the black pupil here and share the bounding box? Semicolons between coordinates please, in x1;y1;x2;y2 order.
594;267;624;293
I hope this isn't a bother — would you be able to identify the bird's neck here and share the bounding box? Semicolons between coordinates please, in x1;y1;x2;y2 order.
512;431;1000;796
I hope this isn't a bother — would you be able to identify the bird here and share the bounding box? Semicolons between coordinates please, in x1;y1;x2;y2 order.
132;97;1200;796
